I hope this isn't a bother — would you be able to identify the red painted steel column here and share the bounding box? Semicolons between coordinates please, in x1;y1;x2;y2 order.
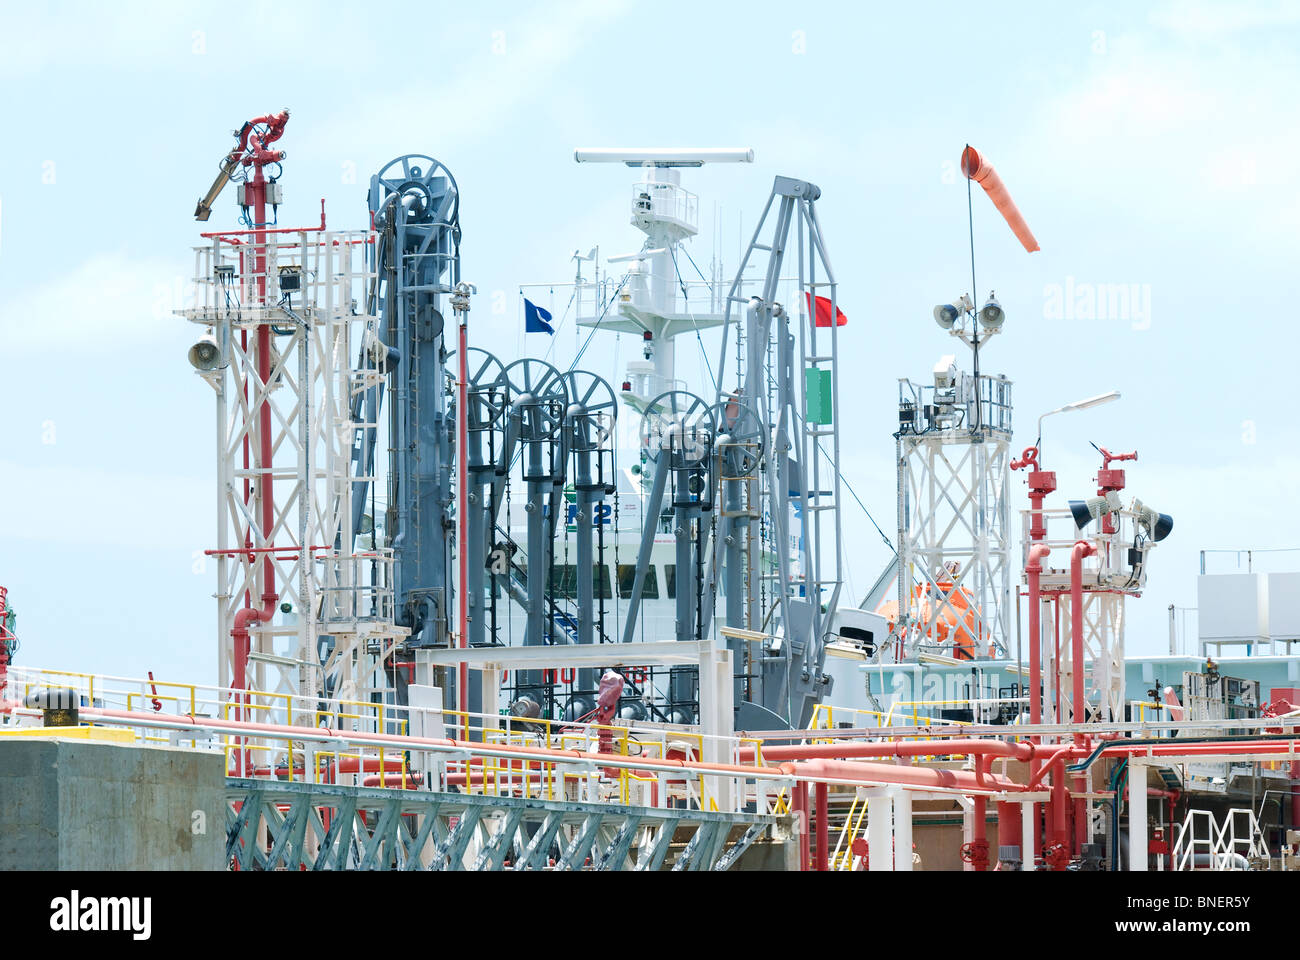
1025;543;1051;860
1070;541;1097;727
997;800;1022;859
1051;757;1069;871
815;781;830;871
225;112;289;774
456;297;470;717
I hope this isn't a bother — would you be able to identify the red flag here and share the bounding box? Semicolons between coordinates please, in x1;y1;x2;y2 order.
805;292;847;328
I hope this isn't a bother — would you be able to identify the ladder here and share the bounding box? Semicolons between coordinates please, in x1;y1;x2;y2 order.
712;176;845;727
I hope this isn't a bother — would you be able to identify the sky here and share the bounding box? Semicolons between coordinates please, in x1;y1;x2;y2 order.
1;0;1299;684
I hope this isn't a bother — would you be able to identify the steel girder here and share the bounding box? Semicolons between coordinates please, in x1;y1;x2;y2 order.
224;778;772;872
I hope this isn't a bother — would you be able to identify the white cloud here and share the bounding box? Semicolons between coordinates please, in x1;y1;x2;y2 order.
0;459;208;550
1023;19;1300;239
0;251;192;351
299;0;633;161
1148;0;1300;35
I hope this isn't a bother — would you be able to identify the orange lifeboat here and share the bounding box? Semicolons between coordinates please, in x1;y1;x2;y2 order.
876;567;984;660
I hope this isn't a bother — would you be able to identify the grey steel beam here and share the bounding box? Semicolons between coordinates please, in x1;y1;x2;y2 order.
471;807;525;872
516;812;564;871
594;815;642;872
556;813;603;871
224;779;773;872
713;821;767;871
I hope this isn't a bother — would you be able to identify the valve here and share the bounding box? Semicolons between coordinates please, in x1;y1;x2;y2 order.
960;839;990;867
1043;840;1070;869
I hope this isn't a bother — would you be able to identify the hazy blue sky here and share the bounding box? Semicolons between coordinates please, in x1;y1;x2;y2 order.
2;0;1298;683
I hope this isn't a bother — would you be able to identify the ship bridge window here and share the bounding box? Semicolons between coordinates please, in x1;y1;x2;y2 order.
550;565;578;599
594;564;612;600
617;564;658;599
548;564;612;601
664;564;676;599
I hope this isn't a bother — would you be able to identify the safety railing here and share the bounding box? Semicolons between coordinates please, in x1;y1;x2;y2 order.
181;230;377;326
1019;507;1150;593
830;794;870;870
631;180;698;233
2;666;791;818
897;373;1012;437
1174;807;1266;871
316;549;397;624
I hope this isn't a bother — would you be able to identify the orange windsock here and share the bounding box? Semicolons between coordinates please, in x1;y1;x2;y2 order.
961;145;1039;253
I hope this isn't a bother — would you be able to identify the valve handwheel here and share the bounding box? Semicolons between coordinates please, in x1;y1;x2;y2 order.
496;357;569;441
1043;840;1070;869
639;390;713;465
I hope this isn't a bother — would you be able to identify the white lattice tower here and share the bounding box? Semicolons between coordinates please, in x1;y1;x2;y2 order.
181;227;407;717
895;371;1013;658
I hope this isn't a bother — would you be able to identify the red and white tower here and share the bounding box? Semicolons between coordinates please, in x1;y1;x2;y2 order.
181;112;405;734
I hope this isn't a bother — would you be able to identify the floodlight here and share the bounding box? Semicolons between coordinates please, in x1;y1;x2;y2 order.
1059;390;1120;413
366;337;400;373
1132;499;1174;542
933;293;972;330
934;304;960;329
978;291;1004;330
1069;490;1122;529
1037;390;1121;444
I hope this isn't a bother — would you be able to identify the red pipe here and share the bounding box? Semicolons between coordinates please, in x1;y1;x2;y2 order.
961;145;1040;252
997;800;1022;861
336;756;417;774
456;294;470;718
972;794;988;871
738;738;1036;764
1026;543;1051;860
230;603;274;776
815;782;829;871
362;773;423;789
1025;745;1084;790
1070;541;1097;727
227;113;289;773
1026;545;1051;730
1050;757;1069;870
776;760;1025;794
1053;596;1062;721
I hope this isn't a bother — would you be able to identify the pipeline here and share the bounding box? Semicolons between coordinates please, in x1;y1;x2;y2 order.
1068;541;1096;857
1026;543;1051;859
2;701;789;784
1069;541;1096;728
776;759;1024;795
737;738;1036;764
1026;545;1051;730
1067;733;1300;772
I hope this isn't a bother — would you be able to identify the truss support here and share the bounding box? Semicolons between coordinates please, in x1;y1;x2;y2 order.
224;779;774;872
